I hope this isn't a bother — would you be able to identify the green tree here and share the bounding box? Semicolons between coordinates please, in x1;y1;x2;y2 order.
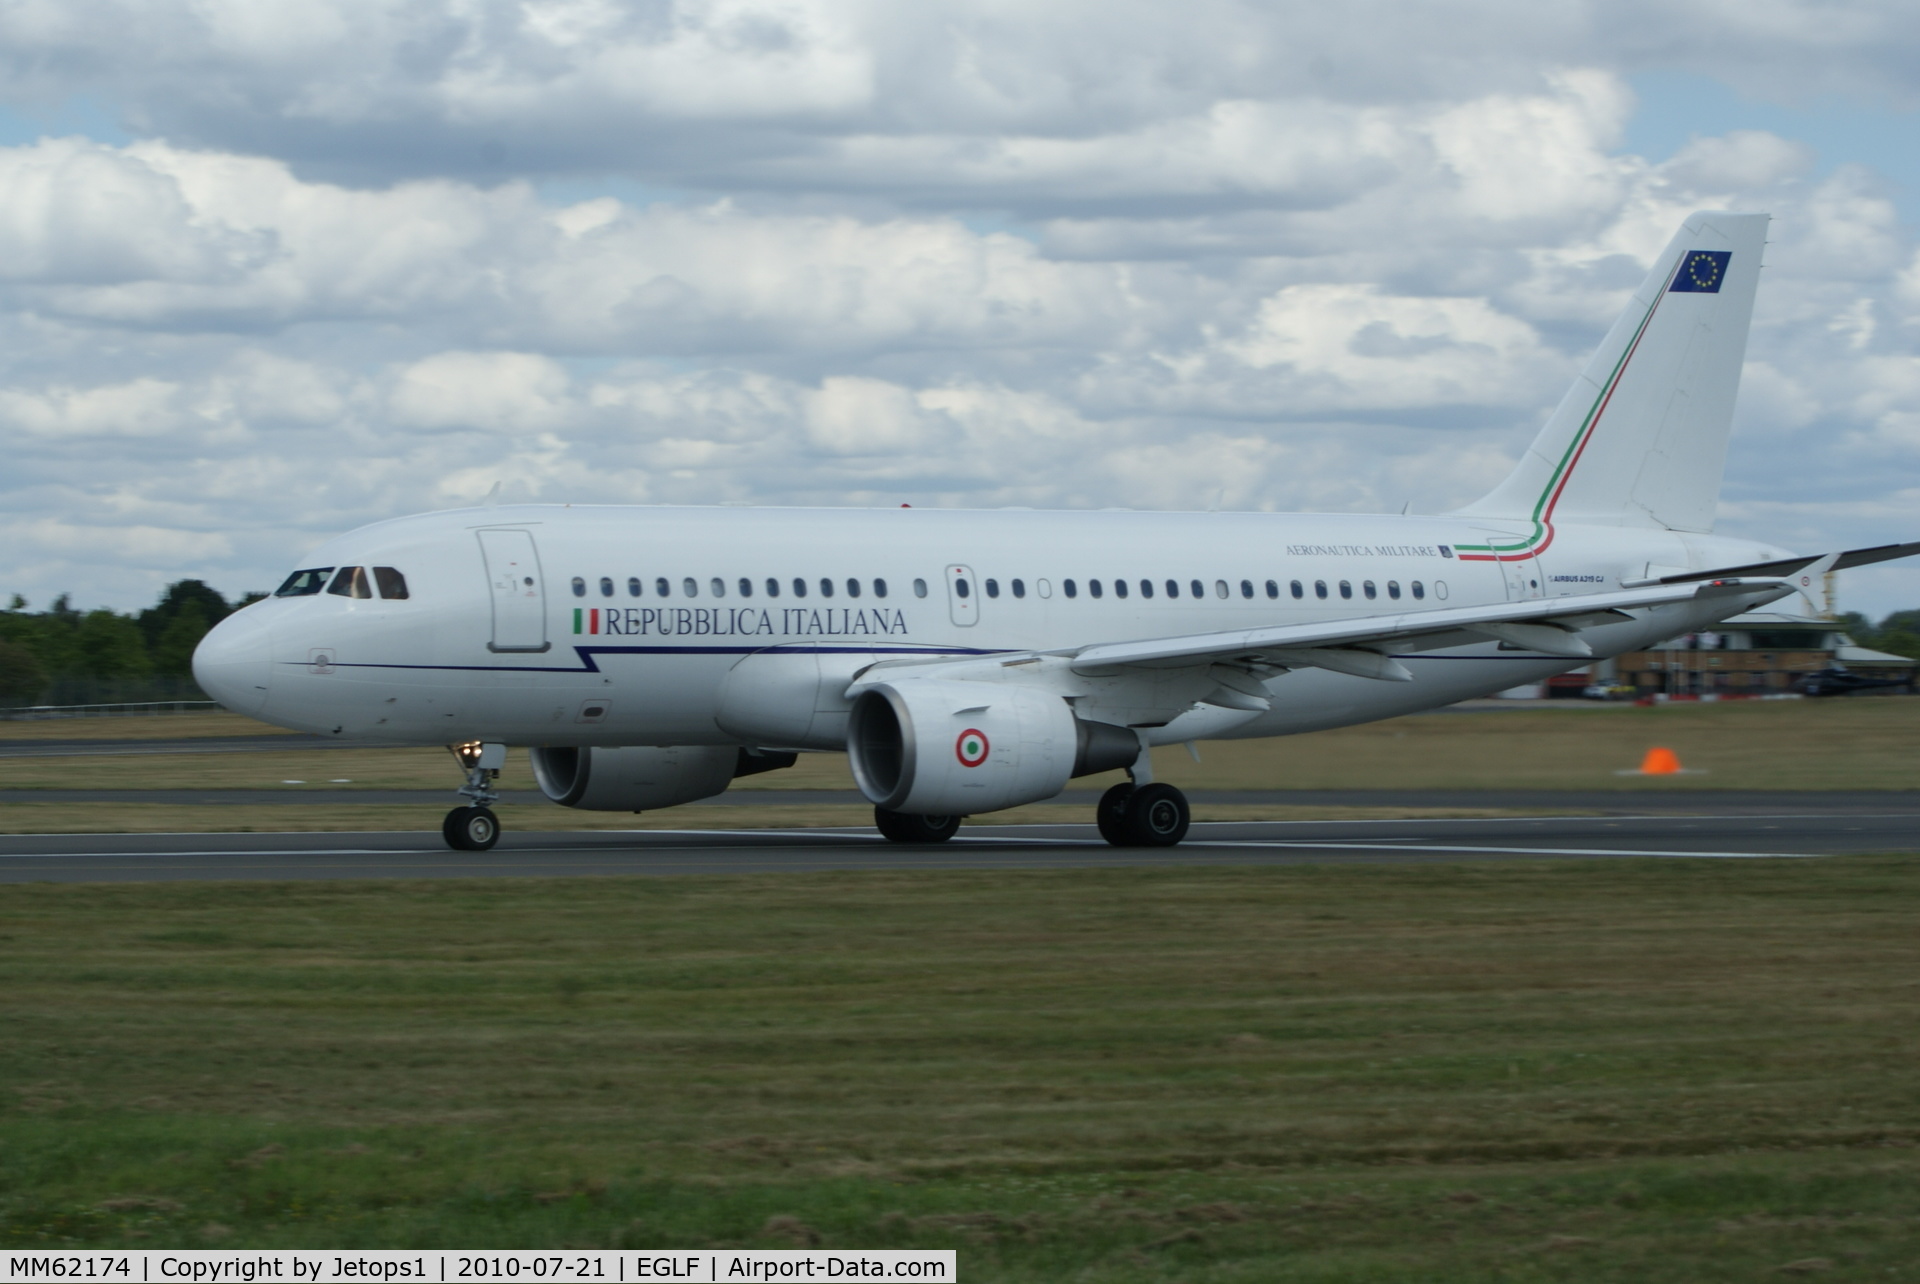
73;610;152;679
152;599;211;676
0;638;46;703
1869;627;1920;660
138;580;230;653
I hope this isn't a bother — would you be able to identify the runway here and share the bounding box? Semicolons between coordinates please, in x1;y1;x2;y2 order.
2;806;1913;882
7;786;1920;810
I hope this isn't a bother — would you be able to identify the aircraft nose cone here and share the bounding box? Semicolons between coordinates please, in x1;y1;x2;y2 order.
193;606;274;716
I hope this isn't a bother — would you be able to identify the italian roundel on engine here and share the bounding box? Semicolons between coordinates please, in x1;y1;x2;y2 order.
847;679;1137;815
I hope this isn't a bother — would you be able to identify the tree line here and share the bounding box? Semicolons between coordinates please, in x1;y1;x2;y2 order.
0;581;260;706
1838;610;1920;662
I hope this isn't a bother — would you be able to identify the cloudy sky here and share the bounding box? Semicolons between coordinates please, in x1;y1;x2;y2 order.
2;0;1918;615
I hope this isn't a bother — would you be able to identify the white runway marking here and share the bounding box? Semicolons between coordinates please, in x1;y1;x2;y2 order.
1185;840;1819;859
0;849;407;860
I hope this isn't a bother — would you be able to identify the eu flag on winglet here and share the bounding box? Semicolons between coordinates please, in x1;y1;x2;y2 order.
1669;250;1731;293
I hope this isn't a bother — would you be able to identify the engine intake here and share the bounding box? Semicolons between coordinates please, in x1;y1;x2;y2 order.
531;745;795;811
847;679;1137;815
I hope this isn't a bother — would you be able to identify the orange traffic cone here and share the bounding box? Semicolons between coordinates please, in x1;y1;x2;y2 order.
1639;747;1682;775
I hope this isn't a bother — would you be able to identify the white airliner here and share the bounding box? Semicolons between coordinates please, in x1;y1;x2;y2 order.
194;212;1916;851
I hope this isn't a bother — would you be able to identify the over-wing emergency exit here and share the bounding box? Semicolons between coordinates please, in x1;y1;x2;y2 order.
193;212;1920;851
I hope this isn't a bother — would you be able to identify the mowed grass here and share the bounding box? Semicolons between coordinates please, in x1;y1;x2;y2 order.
0;712;298;742
7;698;1920;797
0;803;1552;834
4;859;1919;1277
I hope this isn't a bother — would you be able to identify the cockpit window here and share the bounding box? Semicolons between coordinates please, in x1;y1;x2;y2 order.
326;566;373;599
373;567;409;600
274;568;334;597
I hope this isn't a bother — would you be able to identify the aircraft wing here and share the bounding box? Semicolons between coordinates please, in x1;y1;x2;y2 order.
1622;540;1920;586
1062;576;1792;681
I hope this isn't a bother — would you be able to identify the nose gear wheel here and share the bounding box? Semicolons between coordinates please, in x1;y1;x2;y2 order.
443;805;500;851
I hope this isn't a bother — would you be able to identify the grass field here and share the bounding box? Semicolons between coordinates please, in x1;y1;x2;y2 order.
6;698;1920;803
4;858;1919;1277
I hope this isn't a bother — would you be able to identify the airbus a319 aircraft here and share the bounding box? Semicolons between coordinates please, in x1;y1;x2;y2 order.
193;212;1917;851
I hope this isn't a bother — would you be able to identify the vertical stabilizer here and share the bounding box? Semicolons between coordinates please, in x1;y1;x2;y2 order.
1457;211;1768;547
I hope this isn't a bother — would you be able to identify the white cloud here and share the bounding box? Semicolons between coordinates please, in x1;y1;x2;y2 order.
0;2;1918;618
1224;285;1556;410
387;351;572;433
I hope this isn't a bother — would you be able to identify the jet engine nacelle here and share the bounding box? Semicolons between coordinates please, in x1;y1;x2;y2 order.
530;745;793;811
847;679;1138;815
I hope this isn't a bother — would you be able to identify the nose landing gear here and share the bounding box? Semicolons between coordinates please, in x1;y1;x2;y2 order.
444;741;506;851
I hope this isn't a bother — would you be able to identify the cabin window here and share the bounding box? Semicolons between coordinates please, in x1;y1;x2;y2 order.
1064;579;1078;599
655;577;670;598
847;578;862;598
766;578;781;598
1339;580;1352;599
913;578;927;597
874;578;889;598
1291;580;1304;599
682;577;698;598
1240;579;1254;599
274;568;334;597
739;577;753;597
1113;579;1128;599
373;567;410;600
1140;579;1154;599
1190;579;1204;599
820;577;835;598
794;578;809;598
710;577;726;598
1166;579;1180;598
1265;579;1278;599
1412;581;1425;600
1010;578;1025;599
327;566;373;599
600;577;614;597
1314;580;1328;599
627;577;642;597
1387;580;1401;599
1214;580;1228;599
1089;579;1104;599
1363;581;1377;600
570;576;586;598
953;577;969;598
985;578;999;598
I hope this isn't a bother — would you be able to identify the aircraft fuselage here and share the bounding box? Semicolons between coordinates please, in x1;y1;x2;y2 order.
195;503;1792;750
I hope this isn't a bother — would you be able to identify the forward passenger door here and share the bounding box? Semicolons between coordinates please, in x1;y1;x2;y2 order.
477;528;551;653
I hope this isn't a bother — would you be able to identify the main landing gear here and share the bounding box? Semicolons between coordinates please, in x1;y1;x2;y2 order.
1093;735;1190;847
1096;781;1191;847
874;808;963;843
444;741;506;851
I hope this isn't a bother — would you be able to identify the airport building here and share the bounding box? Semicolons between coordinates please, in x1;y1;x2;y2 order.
1560;612;1916;697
